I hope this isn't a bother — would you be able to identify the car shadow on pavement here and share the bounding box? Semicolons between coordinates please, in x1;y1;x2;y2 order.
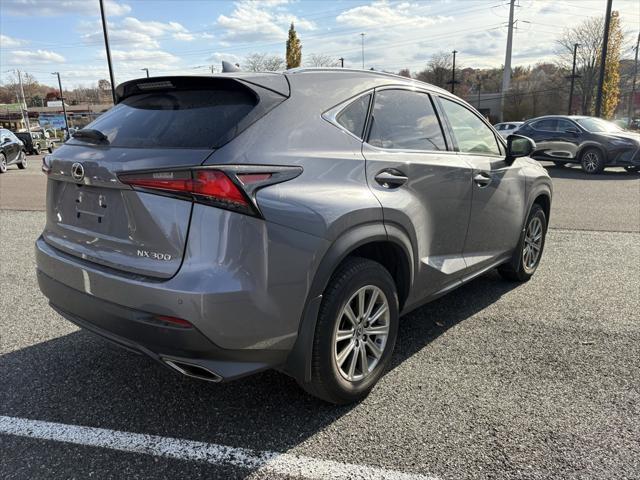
542;163;638;181
0;270;518;470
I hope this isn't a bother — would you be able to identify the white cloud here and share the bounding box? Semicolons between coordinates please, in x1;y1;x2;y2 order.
1;0;130;16
110;49;179;65
173;32;195;42
216;0;316;43
337;0;451;29
11;49;65;63
0;34;27;47
79;17;196;50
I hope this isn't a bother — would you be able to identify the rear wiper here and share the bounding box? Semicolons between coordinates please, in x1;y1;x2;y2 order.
73;129;109;144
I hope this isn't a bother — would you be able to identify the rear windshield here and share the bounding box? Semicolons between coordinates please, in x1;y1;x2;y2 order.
77;88;258;149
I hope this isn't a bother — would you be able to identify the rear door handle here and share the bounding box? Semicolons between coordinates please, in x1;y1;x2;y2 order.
375;169;408;189
473;172;492;187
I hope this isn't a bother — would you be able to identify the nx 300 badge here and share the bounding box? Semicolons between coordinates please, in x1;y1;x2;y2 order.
137;250;172;261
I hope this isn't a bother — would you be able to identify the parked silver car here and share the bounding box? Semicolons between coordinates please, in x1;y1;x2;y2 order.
36;70;552;403
494;121;523;138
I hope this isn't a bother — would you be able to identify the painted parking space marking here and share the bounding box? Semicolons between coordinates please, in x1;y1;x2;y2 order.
0;415;439;480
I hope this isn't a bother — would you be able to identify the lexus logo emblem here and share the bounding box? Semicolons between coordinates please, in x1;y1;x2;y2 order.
71;162;85;182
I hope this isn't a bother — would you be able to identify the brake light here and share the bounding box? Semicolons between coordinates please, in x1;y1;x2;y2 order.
153;315;193;328
118;166;302;217
119;169;253;215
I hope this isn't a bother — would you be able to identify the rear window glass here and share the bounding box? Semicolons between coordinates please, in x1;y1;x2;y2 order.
337;94;370;139
79;89;257;149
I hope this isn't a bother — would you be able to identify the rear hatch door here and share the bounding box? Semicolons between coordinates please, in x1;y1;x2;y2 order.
42;76;285;279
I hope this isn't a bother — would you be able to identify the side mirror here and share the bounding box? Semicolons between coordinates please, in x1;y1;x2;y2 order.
2;137;10;144
506;134;535;163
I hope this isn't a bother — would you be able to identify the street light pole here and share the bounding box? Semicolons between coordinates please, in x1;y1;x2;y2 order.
360;33;365;69
99;0;117;104
567;43;580;115
595;0;613;117
52;72;70;136
141;68;150;78
16;70;32;132
450;50;458;94
477;75;482;109
339;57;344;68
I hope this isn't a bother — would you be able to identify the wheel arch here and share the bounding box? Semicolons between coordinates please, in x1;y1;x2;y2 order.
577;142;608;163
283;222;414;383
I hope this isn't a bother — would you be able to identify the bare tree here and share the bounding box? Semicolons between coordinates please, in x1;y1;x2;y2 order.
415;51;453;88
398;68;411;78
557;16;604;115
305;53;340;68
243;53;285;72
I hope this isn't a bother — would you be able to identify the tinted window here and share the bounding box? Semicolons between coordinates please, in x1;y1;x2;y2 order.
79;89;258;149
440;98;500;155
556;119;575;132
336;94;370;139
368;90;446;151
531;119;557;131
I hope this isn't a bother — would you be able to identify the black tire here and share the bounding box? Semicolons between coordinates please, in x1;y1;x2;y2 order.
17;151;27;169
580;148;605;174
498;204;547;282
0;153;6;174
48;146;53;153
302;257;399;404
32;146;40;155
624;166;639;173
553;161;567;167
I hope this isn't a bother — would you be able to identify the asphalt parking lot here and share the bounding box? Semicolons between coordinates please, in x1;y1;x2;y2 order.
0;157;639;479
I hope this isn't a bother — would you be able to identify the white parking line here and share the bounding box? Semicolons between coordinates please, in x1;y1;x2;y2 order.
0;415;439;480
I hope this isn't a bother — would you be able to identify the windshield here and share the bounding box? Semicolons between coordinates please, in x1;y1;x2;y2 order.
575;117;623;133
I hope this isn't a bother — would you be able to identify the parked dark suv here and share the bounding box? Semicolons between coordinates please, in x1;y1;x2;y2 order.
36;70;552;403
0;128;27;173
516;115;640;173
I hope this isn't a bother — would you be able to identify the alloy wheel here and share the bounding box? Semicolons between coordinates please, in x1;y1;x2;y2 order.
522;216;543;272
333;285;390;382
582;151;600;173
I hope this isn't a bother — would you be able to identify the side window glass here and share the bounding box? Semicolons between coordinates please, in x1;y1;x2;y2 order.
556;120;574;132
368;89;446;151
439;98;500;155
336;94;370;139
531;119;556;131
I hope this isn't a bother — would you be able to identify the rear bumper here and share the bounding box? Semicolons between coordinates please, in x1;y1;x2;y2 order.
35;203;329;381
37;268;286;381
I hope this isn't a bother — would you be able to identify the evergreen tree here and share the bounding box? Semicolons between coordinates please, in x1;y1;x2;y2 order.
286;22;302;69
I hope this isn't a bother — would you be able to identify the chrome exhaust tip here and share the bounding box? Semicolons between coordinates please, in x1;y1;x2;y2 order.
162;358;222;383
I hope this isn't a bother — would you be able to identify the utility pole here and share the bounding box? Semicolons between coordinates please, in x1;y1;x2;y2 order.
141;68;149;78
500;0;516;122
449;50;459;94
567;43;581;115
16;70;31;133
360;33;366;69
339;57;344;68
99;0;117;104
477;75;483;109
595;0;613;118
51;72;70;135
627;32;639;127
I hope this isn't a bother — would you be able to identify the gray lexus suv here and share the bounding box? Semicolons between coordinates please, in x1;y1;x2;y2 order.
36;69;552;404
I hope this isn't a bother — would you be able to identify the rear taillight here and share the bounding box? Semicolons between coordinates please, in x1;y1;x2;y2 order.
120;169;251;213
118;167;302;217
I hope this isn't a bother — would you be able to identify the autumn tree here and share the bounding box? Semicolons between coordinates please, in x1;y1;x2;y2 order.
600;11;624;118
286;22;302;69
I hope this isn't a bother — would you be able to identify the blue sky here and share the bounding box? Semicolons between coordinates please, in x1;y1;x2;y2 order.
1;0;639;88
